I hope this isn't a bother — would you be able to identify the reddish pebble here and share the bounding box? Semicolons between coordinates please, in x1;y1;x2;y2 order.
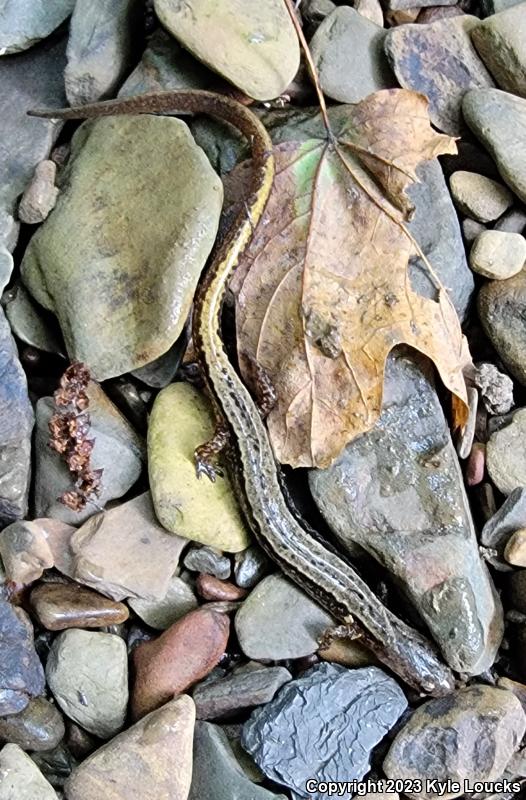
466;442;485;486
196;573;248;602
131;607;229;719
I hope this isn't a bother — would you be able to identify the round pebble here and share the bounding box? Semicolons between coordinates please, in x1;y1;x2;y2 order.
504;529;526;567
470;230;526;279
450;171;513;223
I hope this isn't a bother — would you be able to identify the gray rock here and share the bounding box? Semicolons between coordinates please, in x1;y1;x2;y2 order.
471;5;526;98
235;574;334;661
65;0;142;106
450;171;513;223
46;630;128;739
30;741;76;790
0;743;58;799
234;545;271;590
487;409;526;494
309;7;395;104
0;697;65;752
478;269;526;386
3;284;64;355
184;546;231;580
481;0;525;14
354;0;384;26
0;36;67;293
463;218;487;243
190;721;286;800
463;89;526;204
469;230;526;279
493;207;526;234
0;601;45;716
130;335;187;389
242;664;407;800
0;519;54;584
18;160;59;225
481;488;526;565
128;574;198;630
383;685;526;799
474;362;514;415
193;666;292;720
34;383;144;524
0;0;74;55
0;309;34;527
310;352;502;675
384;16;495;135
509;569;526;614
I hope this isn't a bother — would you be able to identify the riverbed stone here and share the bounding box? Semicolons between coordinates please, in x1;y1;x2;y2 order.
242;664;407;800
235;573;334;661
64;695;195;800
0;519;53;585
470;230;526;279
504;529;526;566
0;0;74;54
383;685;526;799
481;487;526;567
3;284;64;355
234;545;270;589
21;115;223;381
148;383;249;552
310;7;395;103
153;0;300;101
193;665;292;720
463;89;526;204
0;601;45;716
0;697;65;752
18;160;59;225
474;363;514;415
310;352;503;676
30;583;130;631
450;171;513;223
486;409;526;494
46;630;128;739
478;270;526;386
184;545;231;580
0;743;58;800
128;574;198;630
471;4;526;98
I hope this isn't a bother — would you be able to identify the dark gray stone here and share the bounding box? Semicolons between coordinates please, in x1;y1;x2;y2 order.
234;545;271;590
481;487;526;567
242;664;407;800
0;697;65;752
0;0;74;54
309;352;503;676
0;601;45;716
193;666;292;720
478;270;526;387
184;546;231;580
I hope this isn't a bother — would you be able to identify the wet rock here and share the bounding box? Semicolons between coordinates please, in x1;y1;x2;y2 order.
383;685;526;799
18;161;58;225
34;383;143;525
65;0;142;106
3;284;64;355
0;520;54;584
310;7;395;103
0;743;58;799
0;601;44;716
319;637;379;668
0;309;34;527
450;171;513;223
0;0;74;54
132;607;229;719
463;89;526;204
190;721;286;800
470;231;526;279
487;410;526;494
153;0;300;101
384;16;494;135
235;573;334;661
481;488;526;567
196;574;247;602
0;697;65;752
128;574;198;630
64;695;195;800
504;529;526;566
193;665;292;720
242;664;407;800
471;5;526;98
130;333;187;389
478;270;526;386
31;741;76;790
310;352;503;675
22;115;222;381
149;383;249;552
30;583;129;631
474;362;514;415
234;545;270;589
46;630;128;739
184;545;232;579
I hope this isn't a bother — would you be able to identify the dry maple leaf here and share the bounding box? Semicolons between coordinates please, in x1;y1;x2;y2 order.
232;89;471;468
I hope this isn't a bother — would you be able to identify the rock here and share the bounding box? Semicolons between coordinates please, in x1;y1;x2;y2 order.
466;442;486;487
132;607;229;719
354;0;384;26
0;697;65;752
64;695;195;800
494;207;526;234
65;0;142;106
235;573;334;661
417;6;465;22
0;601;44;716
470;231;526;279
21;115;222;381
481;487;526;566
471;5;526;98
463;218;487;243
0;0;74;54
234;545;270;589
130;334;187;389
3;284;64;355
479;271;526;386
383;685;526;799
30;583;129;631
450;171;513;223
34;518;76;579
0;309;34;527
309;352;503;676
196;574;247;602
153;0;299;101
46;630;128;739
457;385;478;459
242;664;407;800
128;575;198;630
319;637;379;668
34;382;143;525
0;520;54;584
184;545;231;579
504;529;526;566
190;721;286;800
0;36;66;292
463;89;526;204
149;383;249;552
487;410;526;494
193;666;292;720
0;743;58;799
482;0;524;13
66;493;187;602
18;161;58;225
509;569;526;613
384;16;494;136
309;7;395;103
473;362;514;415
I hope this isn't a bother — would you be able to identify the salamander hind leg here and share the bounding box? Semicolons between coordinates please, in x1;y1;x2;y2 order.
194;421;231;482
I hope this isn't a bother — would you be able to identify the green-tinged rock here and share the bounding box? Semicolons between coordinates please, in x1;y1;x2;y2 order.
0;697;65;753
471;4;526;98
128;574;198;629
153;0;300;101
148;383;249;552
0;0;74;55
3;284;64;355
21;115;223;380
0;743;58;799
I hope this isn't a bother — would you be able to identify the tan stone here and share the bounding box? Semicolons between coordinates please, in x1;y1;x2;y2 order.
0;520;53;584
504;528;526;566
450;170;513;223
